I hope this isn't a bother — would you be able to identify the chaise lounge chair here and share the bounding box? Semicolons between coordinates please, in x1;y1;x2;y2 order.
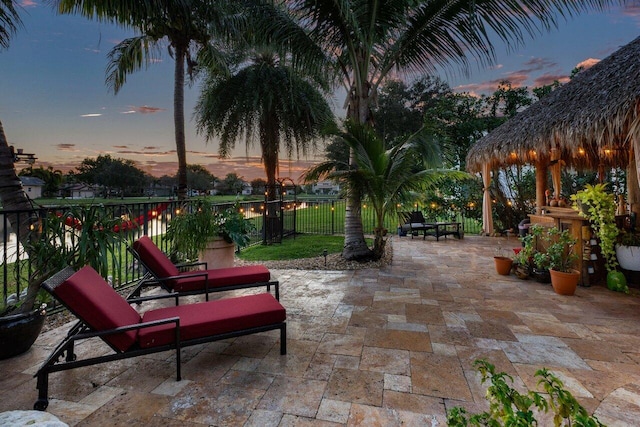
34;265;286;411
128;236;279;302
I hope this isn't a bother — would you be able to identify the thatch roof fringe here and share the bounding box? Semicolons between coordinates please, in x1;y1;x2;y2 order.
467;36;640;173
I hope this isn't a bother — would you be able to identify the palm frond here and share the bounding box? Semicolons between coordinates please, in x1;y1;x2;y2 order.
105;36;160;93
0;0;22;50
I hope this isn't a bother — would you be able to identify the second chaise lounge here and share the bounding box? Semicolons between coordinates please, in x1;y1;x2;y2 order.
128;235;279;302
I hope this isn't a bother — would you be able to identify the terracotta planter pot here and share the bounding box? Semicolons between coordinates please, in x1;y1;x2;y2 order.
549;269;580;295
199;237;235;269
0;308;45;360
494;256;513;275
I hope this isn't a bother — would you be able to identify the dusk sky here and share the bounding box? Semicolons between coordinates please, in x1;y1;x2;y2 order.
1;1;639;183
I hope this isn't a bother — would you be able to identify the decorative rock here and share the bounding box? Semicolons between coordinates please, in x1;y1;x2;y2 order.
0;410;68;426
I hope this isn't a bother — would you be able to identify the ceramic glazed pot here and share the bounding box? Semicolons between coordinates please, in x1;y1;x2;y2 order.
616;245;640;271
494;256;513;275
0;308;45;359
549;269;580;295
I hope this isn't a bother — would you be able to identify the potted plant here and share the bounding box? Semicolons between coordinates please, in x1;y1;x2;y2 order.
493;244;513;275
532;251;551;283
0;205;126;359
542;227;580;295
165;200;254;268
571;183;628;293
616;229;640;272
529;225;551;283
513;232;535;279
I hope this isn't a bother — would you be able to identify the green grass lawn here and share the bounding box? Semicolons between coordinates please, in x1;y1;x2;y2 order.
237;234;372;261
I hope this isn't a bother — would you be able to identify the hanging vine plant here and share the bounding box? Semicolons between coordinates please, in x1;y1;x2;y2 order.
571;183;628;293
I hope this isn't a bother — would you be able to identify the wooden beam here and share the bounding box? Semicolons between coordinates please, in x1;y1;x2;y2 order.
535;158;548;214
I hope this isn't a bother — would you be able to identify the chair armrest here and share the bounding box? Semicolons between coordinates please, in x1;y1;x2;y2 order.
68;317;180;343
176;261;208;271
140;271;208;284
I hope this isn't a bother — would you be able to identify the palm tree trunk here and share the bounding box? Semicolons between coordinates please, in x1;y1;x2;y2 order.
174;43;188;201
0;119;39;312
342;89;373;260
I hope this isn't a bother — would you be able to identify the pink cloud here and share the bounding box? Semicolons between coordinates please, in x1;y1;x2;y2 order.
56;144;77;151
576;58;600;70
533;74;570;87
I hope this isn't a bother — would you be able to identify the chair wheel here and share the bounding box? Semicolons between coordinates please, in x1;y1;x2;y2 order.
34;399;49;411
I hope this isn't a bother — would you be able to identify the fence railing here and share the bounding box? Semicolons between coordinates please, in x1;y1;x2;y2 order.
0;198;481;308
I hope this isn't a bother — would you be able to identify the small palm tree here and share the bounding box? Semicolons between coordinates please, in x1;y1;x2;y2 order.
194;50;334;201
304;121;467;259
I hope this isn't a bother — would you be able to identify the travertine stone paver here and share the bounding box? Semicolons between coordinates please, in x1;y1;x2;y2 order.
5;235;640;425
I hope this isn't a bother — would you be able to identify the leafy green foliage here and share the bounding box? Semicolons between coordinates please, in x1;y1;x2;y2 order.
447;360;604;427
75;154;150;197
186;164;216;193
0;0;22;50
571;183;620;272
194;50;335;198
542;227;578;273
166;200;255;261
4;204;128;315
305;121;467;259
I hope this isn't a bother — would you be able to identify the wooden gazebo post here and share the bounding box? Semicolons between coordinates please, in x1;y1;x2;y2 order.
630;141;640;224
535;156;548;213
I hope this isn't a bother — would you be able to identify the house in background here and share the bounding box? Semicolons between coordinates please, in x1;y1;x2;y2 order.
241;182;252;196
20;176;45;199
61;183;98;199
311;180;340;195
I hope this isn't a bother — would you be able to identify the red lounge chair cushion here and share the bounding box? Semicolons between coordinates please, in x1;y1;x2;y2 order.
172;265;271;292
132;236;180;279
138;293;286;348
54;266;141;352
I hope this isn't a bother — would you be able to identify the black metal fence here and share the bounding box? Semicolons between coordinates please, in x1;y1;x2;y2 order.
1;198;481;309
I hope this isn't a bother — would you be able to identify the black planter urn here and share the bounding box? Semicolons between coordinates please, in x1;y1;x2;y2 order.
0;306;46;360
533;268;551;284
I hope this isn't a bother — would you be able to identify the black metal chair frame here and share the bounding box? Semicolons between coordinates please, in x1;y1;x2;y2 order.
34;268;286;411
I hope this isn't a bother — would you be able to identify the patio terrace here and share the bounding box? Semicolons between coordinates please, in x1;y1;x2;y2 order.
2;235;640;426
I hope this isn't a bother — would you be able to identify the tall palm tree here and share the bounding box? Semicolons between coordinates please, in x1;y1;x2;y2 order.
304;121;467;259
54;0;237;200
194;50;334;200
250;0;618;260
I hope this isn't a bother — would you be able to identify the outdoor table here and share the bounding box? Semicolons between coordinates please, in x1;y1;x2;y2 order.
422;222;461;241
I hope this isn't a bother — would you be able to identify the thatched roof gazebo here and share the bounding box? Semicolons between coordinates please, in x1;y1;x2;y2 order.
466;35;640;235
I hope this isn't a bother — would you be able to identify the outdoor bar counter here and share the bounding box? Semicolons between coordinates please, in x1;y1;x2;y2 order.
529;207;594;285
